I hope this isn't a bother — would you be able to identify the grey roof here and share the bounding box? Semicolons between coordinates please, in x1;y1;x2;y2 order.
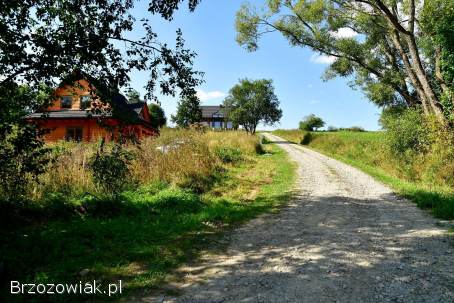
25;110;97;119
26;94;150;125
200;105;229;118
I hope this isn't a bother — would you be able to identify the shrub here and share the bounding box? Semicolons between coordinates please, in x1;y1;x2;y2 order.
88;143;134;197
380;107;431;156
300;132;313;145
0;124;50;202
215;147;242;163
345;126;365;132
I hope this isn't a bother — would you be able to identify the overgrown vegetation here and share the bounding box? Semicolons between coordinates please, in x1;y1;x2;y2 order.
0;0;204;212
0;130;296;302
273;110;454;219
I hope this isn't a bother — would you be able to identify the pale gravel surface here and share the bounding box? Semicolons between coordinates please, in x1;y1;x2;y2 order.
134;133;454;303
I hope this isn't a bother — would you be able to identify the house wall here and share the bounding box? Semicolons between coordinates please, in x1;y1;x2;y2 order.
30;79;157;142
37;119;112;142
48;79;97;111
35;119;157;142
200;118;233;129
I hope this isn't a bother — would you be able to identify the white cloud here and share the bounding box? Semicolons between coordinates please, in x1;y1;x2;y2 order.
330;27;358;39
196;89;227;101
309;99;320;104
310;53;336;64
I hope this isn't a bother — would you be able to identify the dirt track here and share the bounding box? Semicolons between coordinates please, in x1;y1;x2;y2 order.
139;133;454;303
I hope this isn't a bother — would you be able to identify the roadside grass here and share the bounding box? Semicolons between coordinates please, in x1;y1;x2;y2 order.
0;142;295;302
272;129;454;220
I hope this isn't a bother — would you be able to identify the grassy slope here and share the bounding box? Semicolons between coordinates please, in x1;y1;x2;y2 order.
1;143;295;302
272;130;454;220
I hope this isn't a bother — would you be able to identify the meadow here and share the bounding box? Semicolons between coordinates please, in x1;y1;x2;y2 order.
272;129;454;220
0;130;296;302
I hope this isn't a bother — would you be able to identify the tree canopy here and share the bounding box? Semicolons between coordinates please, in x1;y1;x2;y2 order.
172;95;203;127
224;79;282;134
148;103;167;128
1;0;203;102
299;114;325;131
235;0;454;124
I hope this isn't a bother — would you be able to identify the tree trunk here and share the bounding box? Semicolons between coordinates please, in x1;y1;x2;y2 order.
435;47;450;95
404;35;445;121
390;30;431;115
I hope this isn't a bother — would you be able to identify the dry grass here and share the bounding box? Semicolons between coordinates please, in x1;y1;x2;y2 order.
32;129;262;200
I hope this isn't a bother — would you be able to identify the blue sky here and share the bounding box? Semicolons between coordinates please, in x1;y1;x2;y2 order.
128;1;382;130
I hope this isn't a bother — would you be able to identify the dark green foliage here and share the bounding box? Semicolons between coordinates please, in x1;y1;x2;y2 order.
149;103;167;128
88;144;134;197
420;0;454;121
380;107;431;156
224;79;282;134
126;89;142;103
1;0;203;102
0;83;53;202
299;114;325;131
339;126;365;132
172;95;202;127
0;125;50;202
300;132;313;145
215;147;243;164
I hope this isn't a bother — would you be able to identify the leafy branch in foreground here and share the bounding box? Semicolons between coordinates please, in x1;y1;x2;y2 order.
235;0;454;124
0;0;204;201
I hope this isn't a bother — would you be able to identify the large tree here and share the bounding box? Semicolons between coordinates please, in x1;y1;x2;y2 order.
299;114;325;131
224;79;282;134
0;0;203;201
172;95;203;127
235;0;454;124
148;103;167;128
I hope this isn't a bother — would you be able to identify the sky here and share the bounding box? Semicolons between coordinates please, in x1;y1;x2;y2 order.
127;0;382;130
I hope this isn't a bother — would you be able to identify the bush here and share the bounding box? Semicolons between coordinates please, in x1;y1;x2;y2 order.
215;147;243;163
0;124;50;202
88;143;134;197
345;126;365;132
380;107;431;156
300;132;313;145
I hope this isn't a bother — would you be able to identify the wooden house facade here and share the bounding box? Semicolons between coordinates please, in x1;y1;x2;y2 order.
26;80;157;142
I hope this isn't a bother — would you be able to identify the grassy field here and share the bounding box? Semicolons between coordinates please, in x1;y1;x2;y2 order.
0;132;296;302
272;129;454;220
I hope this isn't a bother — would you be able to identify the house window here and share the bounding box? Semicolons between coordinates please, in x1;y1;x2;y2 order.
65;127;83;142
61;96;72;109
80;95;91;109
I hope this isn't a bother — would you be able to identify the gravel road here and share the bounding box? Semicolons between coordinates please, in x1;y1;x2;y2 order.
139;133;454;303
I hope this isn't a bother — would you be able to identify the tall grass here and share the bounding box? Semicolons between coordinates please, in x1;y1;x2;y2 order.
27;129;261;204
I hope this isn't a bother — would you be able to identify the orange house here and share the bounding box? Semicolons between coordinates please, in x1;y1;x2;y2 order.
26;79;157;142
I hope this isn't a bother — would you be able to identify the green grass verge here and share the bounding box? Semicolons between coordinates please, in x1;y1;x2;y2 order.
272;130;454;220
0;143;295;302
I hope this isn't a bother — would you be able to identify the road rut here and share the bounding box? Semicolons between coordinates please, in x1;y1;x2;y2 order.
140;134;454;303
